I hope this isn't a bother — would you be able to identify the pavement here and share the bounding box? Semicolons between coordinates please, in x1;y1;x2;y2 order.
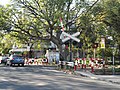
75;70;120;84
1;64;120;85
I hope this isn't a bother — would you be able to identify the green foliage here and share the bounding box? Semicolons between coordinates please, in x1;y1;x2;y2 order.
102;0;120;33
0;0;120;59
0;6;11;32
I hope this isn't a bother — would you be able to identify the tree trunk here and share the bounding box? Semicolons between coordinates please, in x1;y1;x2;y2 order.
118;44;120;64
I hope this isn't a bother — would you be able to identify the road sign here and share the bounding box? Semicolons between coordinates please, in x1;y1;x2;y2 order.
62;32;80;43
101;37;105;49
61;32;80;42
60;31;66;40
59;18;80;42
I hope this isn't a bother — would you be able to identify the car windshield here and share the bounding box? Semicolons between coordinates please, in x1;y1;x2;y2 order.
2;57;8;60
13;56;23;58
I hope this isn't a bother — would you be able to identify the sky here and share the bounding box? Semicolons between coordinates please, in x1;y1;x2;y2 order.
0;0;10;6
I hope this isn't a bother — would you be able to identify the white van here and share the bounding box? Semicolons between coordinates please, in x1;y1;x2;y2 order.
0;56;2;63
0;56;8;64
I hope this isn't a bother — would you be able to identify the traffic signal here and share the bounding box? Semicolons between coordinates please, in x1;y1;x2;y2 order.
64;41;69;49
92;43;98;48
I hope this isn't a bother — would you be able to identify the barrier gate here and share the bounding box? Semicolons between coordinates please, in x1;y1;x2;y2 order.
74;58;105;73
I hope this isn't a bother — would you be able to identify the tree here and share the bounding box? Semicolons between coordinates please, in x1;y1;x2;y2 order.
0;5;12;33
0;5;13;54
103;0;120;44
101;0;120;61
6;0;84;59
0;34;19;54
87;0;120;60
3;0;100;60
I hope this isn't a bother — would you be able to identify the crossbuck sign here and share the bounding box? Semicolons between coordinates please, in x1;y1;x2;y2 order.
59;17;80;43
61;31;80;43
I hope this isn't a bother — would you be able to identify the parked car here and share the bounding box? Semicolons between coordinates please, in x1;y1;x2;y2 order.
8;55;25;66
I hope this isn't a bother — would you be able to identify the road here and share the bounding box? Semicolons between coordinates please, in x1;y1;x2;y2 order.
0;65;120;90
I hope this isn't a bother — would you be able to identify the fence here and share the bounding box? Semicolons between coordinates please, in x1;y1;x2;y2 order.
58;58;105;73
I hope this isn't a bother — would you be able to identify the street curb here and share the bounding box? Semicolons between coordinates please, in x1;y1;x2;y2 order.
97;78;120;84
57;69;120;85
74;71;120;85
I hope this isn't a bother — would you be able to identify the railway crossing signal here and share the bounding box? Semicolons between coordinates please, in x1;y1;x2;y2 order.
62;32;80;43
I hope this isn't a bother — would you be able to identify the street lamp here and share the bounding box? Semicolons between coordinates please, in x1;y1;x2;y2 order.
107;36;117;75
111;44;117;75
100;36;105;74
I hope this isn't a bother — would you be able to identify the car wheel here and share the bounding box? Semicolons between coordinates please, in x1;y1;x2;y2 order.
10;63;12;66
22;64;24;67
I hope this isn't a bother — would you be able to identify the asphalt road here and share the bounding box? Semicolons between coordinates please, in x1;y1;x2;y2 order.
0;65;120;90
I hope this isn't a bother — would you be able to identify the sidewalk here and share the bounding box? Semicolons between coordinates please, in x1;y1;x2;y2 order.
75;70;120;84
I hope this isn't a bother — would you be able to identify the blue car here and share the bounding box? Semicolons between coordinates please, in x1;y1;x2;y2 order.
9;55;25;66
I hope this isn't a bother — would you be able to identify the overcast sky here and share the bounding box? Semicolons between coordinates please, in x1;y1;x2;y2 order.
0;0;10;6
